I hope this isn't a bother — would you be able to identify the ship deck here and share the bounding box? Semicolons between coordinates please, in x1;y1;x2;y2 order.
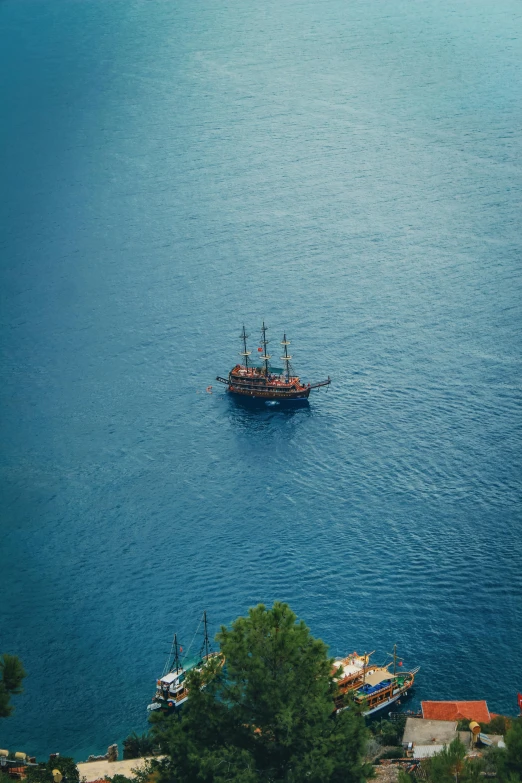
231;370;306;390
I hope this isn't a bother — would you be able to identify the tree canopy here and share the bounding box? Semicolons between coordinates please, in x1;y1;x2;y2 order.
25;757;79;783
505;718;522;781
0;653;26;718
425;737;467;783
123;731;156;759
151;601;371;783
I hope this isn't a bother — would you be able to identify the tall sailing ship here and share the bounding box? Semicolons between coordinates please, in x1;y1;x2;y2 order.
333;646;419;716
216;322;331;401
147;612;223;714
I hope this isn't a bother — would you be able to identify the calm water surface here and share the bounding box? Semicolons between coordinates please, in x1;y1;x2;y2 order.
1;0;521;759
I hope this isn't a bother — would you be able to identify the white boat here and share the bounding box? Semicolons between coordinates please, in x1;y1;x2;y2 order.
147;612;223;714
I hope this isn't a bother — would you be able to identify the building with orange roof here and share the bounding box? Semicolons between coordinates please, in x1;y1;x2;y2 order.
5;768;27;780
421;700;491;723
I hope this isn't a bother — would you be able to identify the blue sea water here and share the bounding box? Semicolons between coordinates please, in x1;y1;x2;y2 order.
1;0;521;760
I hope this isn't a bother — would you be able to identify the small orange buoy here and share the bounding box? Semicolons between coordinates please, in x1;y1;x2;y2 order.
206;386;213;393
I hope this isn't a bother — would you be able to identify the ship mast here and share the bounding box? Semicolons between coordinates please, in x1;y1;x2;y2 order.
170;633;181;674
280;333;292;382
239;325;251;369
202;611;210;660
260;321;271;376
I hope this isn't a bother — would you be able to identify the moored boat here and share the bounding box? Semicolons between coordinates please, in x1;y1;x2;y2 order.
334;646;419;716
333;651;370;698
216;323;330;402
147;612;223;714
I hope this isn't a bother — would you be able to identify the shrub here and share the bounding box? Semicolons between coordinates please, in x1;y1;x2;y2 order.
0;654;26;718
122;733;155;760
481;715;512;736
379;747;404;760
25;757;79;783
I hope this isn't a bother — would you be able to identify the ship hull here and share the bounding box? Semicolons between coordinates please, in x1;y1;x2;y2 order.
353;670;417;716
338;685;412;717
147;695;187;714
363;688;408;716
228;386;310;401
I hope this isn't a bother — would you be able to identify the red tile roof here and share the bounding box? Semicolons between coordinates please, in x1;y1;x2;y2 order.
422;701;491;723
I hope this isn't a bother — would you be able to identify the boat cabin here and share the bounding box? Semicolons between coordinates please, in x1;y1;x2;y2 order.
157;669;186;698
354;669;409;711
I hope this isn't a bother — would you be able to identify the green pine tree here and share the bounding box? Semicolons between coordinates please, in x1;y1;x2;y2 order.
505;718;522;781
151;602;371;783
25;757;79;783
0;654;26;718
122;732;156;759
423;737;466;783
424;738;491;783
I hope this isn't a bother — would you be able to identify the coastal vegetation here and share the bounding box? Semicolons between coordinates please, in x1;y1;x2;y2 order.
369;716;407;748
0;654;26;718
456;716;513;735
147;601;371;782
2;623;521;783
25;757;79;783
0;756;80;783
117;603;522;782
122;733;157;760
